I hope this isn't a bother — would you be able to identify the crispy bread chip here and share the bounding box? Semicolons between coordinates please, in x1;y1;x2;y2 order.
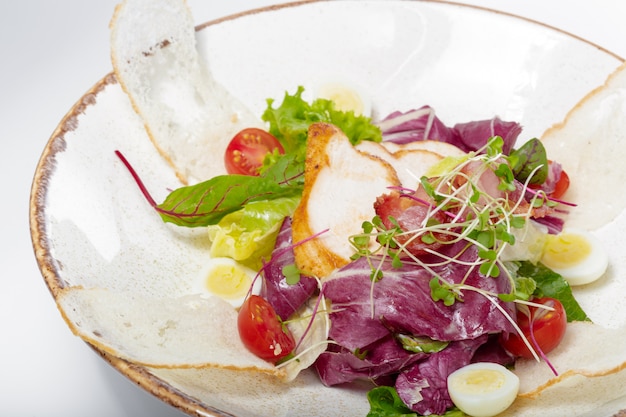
505;62;626;414
110;0;262;185
148;366;370;416
57;285;328;382
541;61;626;230
515;322;626;398
57;287;284;375
504;322;626;415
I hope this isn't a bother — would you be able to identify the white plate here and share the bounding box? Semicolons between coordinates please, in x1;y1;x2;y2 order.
30;1;623;416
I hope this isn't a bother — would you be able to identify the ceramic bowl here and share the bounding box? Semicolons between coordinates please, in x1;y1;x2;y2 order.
30;1;623;416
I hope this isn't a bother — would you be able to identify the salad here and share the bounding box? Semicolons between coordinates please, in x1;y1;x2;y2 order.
43;1;626;416
118;83;605;416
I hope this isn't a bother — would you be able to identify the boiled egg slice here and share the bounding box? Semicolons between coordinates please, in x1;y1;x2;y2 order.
447;362;519;417
540;228;609;286
194;257;262;308
315;79;372;117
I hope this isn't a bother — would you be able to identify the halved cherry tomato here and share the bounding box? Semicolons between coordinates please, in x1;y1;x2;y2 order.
237;295;295;363
500;297;567;359
550;169;570;200
529;161;570;199
224;128;284;176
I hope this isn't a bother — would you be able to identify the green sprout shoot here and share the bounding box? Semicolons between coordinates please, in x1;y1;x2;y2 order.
350;136;556;306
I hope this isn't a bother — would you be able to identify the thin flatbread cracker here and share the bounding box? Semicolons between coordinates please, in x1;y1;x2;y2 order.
541;61;626;231
57;287;283;375
110;0;263;184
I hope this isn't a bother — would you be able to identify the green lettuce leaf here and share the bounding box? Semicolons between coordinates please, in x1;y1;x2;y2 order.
366;386;465;417
366;386;417;417
207;197;300;269
516;261;590;322
261;85;382;176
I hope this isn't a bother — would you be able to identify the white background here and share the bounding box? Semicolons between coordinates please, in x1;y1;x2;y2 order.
2;1;625;416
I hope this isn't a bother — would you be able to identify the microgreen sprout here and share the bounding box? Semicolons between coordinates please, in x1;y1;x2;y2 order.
429;277;462;306
354;137;552;285
346;136;571;371
349;215;404;280
281;264;302;285
349;136;564;311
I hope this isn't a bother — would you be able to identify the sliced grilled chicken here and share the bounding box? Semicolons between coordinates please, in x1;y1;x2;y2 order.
292;123;401;279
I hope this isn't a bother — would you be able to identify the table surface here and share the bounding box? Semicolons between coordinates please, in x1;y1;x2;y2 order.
2;1;625;416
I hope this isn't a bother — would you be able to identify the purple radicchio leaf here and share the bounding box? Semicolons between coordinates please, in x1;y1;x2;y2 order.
377;107;522;155
321;246;515;351
378;106;459;145
531;215;565;235
395;335;488;415
260;217;318;320
470;334;515;366
314;335;426;386
453;117;522;155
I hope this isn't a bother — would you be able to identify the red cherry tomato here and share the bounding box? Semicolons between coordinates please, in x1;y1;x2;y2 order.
224;128;284;176
237;295;295;363
550;169;570;200
500;297;567;359
528;162;570;199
